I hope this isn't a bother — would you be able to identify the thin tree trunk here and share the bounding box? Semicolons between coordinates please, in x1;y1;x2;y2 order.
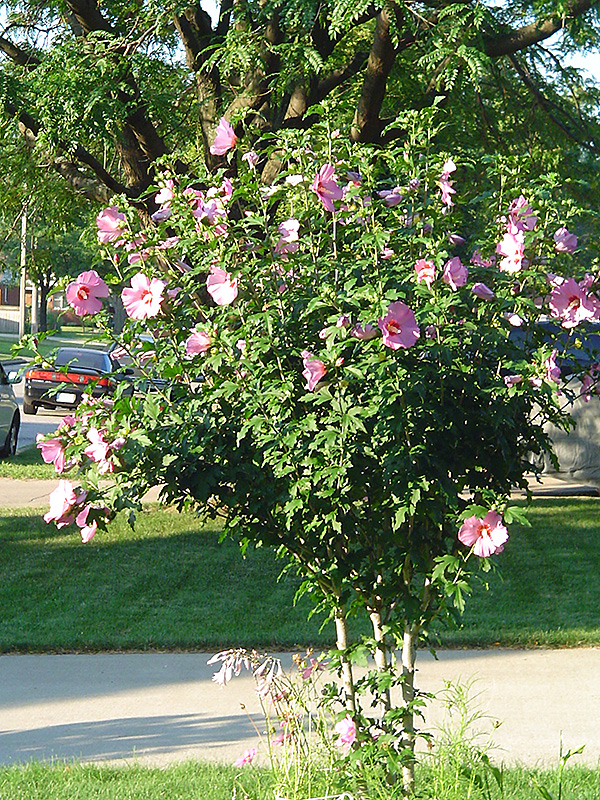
369;609;391;716
401;623;418;795
334;605;356;713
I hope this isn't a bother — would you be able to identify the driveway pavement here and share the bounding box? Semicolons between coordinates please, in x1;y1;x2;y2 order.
1;474;595;510
0;649;599;768
0;479;161;507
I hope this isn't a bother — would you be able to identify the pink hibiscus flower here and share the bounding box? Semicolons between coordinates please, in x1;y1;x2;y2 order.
504;374;523;388
553;227;577;254
496;231;524;273
185;330;212;356
507;195;537;232
122;273;166;320
378;187;403;207
438;158;456;207
44;479;77;527
581;364;600;402
470;249;496;268
242;150;259;168
66;270;109;317
76;505;98;543
378;301;420;350
334;715;356;753
311;164;344;212
302;351;327;391
471;282;495;300
210;117;237;156
37;436;66;473
207;265;238;306
233;747;256;767
351;323;378;341
274;218;300;257
96;206;126;244
545;349;561;384
415;259;436;289
154;179;175;208
442;257;468;291
84;428;111;469
548;277;600;328
458;511;509;557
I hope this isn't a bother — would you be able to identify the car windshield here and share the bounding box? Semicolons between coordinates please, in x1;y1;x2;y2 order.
54;349;110;373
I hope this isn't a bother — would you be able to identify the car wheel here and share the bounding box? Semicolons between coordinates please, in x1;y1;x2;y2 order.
1;412;20;458
22;397;37;415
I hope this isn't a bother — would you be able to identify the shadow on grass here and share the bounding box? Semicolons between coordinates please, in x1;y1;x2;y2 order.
2;497;600;653
0;510;341;653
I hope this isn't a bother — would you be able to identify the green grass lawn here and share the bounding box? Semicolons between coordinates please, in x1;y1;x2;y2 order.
0;506;331;651
442;497;600;648
0;761;598;800
0;445;55;480
0;329;108;360
0;762;260;800
0;498;599;651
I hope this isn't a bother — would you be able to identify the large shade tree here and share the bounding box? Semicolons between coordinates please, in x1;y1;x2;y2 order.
1;0;600;208
0;134;97;330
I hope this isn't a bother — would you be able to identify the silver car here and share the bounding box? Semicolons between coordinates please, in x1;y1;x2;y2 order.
0;362;21;457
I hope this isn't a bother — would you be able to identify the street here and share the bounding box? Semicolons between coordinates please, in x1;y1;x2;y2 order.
12;379;66;452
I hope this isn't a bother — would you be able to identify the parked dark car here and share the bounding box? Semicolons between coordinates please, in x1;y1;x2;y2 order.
509;320;600;375
23;347;133;415
0;361;21;456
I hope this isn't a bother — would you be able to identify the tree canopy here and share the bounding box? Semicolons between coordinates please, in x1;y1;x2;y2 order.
2;0;600;209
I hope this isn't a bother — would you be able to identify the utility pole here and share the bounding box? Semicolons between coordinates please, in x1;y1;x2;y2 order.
30;224;38;334
19;207;27;338
31;284;39;334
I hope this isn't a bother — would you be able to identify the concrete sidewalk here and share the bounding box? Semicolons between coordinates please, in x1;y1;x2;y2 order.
0;649;599;768
1;474;597;510
0;479;162;508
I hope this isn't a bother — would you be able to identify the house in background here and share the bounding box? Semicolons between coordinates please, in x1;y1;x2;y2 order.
50;290;79;325
0;273;32;333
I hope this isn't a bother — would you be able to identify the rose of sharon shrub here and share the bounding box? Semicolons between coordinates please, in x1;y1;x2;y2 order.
36;118;599;793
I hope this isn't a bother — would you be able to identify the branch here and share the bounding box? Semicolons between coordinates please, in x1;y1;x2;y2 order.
64;0;114;35
0;35;41;68
173;4;215;71
216;0;234;37
65;0;172;170
312;5;378;61
508;53;600;153
312;51;370;105
484;0;598;57
5;100;126;202
351;9;415;142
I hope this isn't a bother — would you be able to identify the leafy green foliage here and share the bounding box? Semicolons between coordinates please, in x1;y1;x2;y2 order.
32;114;600;791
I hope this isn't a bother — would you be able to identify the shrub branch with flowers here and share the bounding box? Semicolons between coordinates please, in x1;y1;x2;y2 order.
36;109;599;797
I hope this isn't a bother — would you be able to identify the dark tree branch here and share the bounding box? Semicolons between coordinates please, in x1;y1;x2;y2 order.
0;35;41;68
5;100;128;201
508;53;600;152
352;9;397;142
64;0;188;191
351;9;417;143
484;0;598;57
312;51;370;105
64;0;114;35
216;0;234;37
312;5;378;61
173;4;215;71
